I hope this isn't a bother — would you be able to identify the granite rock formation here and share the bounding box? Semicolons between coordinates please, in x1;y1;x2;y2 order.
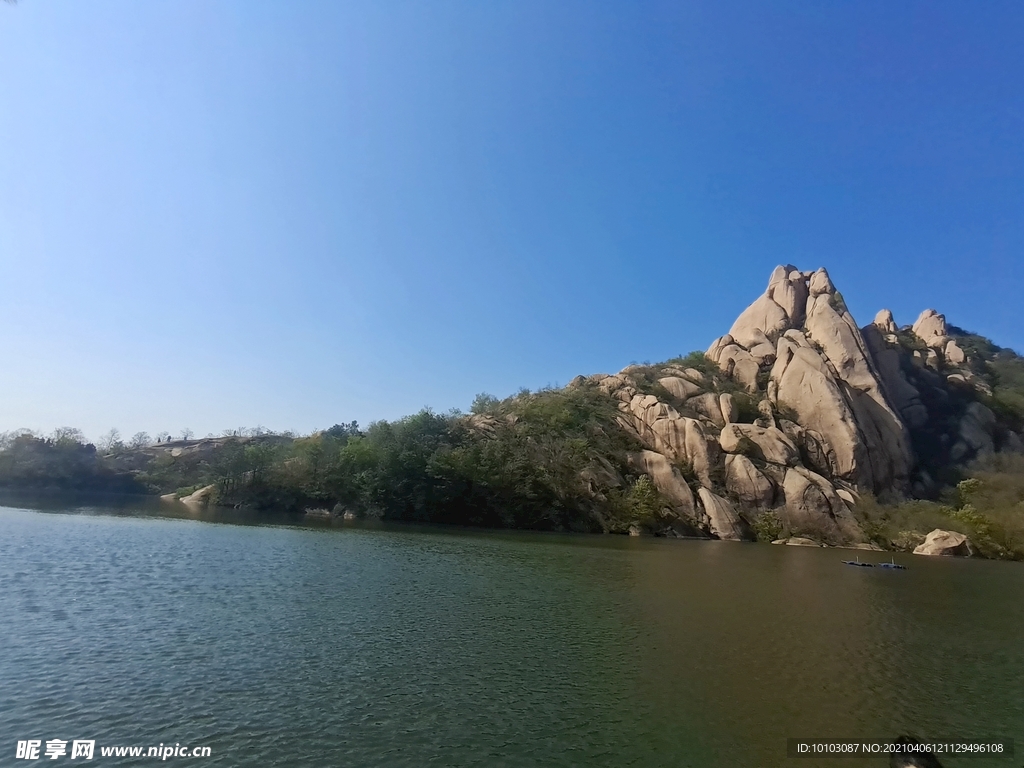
570;265;1024;545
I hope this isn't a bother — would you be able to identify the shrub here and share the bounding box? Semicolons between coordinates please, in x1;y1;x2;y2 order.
750;511;783;542
667;351;717;377
891;531;925;551
731;393;762;424
627;475;661;524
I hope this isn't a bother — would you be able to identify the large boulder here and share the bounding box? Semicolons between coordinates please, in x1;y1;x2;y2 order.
807;267;835;297
944;339;966;366
658;376;702;401
707;342;760;392
706;334;734;361
912;309;949;349
781;467;862;544
728;293;790;348
719;393;738;425
621;395;718;487
724;454;775;509
697;488;751;541
631;450;697;520
719;423;799;466
873;308;898;335
768;267;809;326
688;392;728;428
777;419;834;476
180;484;217;508
913;529;974;557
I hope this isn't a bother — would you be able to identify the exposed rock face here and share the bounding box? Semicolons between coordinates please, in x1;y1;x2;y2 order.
913;310;950;349
952;402;996;461
858;303;1012;473
180;484;217;508
658;376;702;400
782;467;863;544
719;393;738;424
711;267;914;497
631;450;697;521
707;342;760;391
729;294;790;348
874;309;898;335
618;394;718;487
724;454;774;510
696;488;751;541
688;392;728;428
945;340;966;365
577;264;1018;547
862;324;930;429
719;423;799;466
913;529;974;557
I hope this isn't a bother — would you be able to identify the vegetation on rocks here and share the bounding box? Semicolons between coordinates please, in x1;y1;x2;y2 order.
4;265;1024;559
853;454;1024;559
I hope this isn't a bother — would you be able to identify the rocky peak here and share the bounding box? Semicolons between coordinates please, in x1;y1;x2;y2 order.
912;309;949;349
709;265;913;497
860;306;1010;487
572;265;1021;546
873;309;898;335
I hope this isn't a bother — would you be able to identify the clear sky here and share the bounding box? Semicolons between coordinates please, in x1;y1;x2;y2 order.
2;1;1023;441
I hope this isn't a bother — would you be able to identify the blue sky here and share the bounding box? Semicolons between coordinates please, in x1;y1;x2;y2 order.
2;1;1023;440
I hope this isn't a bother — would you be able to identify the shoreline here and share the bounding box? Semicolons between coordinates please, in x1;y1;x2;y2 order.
0;491;986;560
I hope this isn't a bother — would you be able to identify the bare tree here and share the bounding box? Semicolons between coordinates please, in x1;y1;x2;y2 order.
129;431;151;449
99;428;124;453
181;428;195;441
1;428;37;450
50;427;85;447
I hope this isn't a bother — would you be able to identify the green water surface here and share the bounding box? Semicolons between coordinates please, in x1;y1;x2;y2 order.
1;501;1021;767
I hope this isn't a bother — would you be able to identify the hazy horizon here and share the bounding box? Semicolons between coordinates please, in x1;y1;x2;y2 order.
3;1;1023;440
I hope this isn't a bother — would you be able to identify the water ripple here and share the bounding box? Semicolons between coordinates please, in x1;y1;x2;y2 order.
1;506;1022;767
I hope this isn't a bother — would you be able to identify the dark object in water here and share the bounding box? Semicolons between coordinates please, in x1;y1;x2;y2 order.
878;558;907;570
841;556;875;567
889;735;943;767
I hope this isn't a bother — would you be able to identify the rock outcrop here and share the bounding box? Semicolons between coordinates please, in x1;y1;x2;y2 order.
913;529;974;557
630;450;697;521
709;266;913;498
573;264;1020;547
724;454;774;510
179;484;217;508
696;488;750;541
912;310;950;349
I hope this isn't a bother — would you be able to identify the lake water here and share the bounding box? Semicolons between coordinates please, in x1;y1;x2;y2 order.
2;500;1022;767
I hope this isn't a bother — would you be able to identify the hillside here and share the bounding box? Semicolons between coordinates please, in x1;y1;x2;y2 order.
3;265;1023;556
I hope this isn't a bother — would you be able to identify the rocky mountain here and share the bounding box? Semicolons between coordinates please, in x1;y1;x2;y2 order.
568;265;1024;545
9;263;1018;553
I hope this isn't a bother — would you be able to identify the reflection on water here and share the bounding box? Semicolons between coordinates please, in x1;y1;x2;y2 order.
1;501;1022;767
630;542;1024;765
